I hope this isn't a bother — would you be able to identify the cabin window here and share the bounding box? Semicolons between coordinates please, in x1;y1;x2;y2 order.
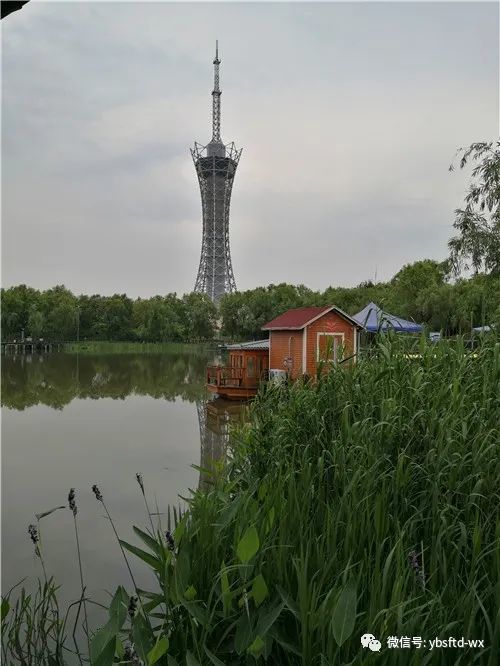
317;333;345;363
232;355;243;368
247;356;255;377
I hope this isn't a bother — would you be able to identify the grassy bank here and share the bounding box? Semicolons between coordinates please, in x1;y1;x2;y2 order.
63;341;215;355
2;336;499;665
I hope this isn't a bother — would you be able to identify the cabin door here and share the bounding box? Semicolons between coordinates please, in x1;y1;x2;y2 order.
246;355;256;385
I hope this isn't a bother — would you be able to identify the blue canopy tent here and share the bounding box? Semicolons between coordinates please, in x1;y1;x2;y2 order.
353;302;423;334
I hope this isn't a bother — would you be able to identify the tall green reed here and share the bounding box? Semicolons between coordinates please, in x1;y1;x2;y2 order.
3;335;498;664
68;488;90;658
112;335;499;664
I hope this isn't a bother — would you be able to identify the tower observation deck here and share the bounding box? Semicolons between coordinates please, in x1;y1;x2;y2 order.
191;42;242;304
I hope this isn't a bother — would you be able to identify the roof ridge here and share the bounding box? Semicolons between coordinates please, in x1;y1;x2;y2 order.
262;305;362;331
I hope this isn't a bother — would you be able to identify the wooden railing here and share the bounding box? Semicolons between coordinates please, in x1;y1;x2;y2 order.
207;365;260;389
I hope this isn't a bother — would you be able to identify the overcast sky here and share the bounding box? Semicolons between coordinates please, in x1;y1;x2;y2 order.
2;1;498;298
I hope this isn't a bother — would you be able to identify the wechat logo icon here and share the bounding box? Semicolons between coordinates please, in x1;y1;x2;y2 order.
361;634;382;652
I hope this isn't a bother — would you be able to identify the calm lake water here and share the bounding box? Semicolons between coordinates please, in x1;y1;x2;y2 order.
1;348;244;621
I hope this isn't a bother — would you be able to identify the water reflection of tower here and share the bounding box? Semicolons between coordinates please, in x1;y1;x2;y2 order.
196;398;246;491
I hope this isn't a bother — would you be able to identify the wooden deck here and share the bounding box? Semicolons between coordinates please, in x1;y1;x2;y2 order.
206;365;261;399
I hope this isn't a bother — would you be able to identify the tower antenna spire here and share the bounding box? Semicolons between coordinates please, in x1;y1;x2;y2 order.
212;40;221;141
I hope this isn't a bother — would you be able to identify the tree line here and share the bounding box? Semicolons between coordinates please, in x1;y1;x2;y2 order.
0;288;218;342
1;260;499;343
219;262;500;339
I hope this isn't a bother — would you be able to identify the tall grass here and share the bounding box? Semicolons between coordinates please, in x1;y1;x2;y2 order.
1;578;65;664
2;336;499;664
105;335;499;664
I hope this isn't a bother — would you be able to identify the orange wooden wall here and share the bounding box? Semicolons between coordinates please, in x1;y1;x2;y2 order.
269;331;304;379
304;312;356;376
268;312;357;378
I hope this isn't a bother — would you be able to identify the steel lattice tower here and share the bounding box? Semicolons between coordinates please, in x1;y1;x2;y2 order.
191;42;242;304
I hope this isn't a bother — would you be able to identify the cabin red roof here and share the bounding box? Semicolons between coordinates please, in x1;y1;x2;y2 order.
262;305;364;330
262;306;331;330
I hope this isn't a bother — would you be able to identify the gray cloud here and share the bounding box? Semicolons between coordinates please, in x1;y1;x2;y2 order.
2;1;498;297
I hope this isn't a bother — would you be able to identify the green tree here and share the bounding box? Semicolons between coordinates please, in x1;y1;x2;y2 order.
131;297;150;341
46;302;77;339
1;290;21;338
448;141;500;275
220;283;318;339
321;281;390;315
1;285;43;338
388;260;447;321
132;295;188;342
27;308;45;338
101;294;133;340
39;286;77;339
183;293;217;340
77;295;105;339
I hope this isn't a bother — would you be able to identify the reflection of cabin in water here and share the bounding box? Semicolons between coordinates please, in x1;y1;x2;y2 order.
207;339;269;399
197;398;247;490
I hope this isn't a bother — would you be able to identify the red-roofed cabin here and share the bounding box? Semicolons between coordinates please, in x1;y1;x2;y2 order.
262;306;363;380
